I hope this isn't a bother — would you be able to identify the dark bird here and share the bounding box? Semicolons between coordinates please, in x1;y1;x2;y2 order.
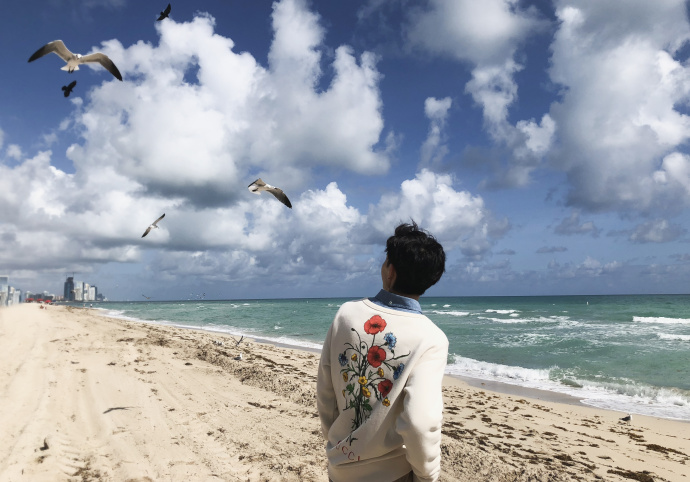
157;3;171;21
620;413;632;423
62;80;77;97
28;40;123;81
248;179;292;208
142;295;151;300
141;214;165;238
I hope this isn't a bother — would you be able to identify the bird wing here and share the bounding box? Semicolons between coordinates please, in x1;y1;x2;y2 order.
79;53;123;81
28;40;73;63
141;226;153;238
67;80;77;89
248;178;266;193
267;187;292;208
152;213;165;226
164;3;171;15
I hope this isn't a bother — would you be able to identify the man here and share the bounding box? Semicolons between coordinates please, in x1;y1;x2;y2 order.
317;222;448;482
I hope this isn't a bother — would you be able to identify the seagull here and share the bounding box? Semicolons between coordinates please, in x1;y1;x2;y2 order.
141;214;165;238
28;40;123;81
142;295;151;300
234;354;243;361
157;3;172;21
620;413;632;423
248;179;292;208
62;80;77;97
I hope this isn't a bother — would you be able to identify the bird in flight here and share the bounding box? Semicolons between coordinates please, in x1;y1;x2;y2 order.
28;40;123;81
142;295;152;300
248;179;292;208
141;214;165;238
62;80;77;97
157;3;171;21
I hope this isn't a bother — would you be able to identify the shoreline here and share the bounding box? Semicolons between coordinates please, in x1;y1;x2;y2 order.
2;304;689;481
97;306;689;422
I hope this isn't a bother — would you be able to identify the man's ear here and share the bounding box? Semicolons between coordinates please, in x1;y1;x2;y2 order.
386;261;397;288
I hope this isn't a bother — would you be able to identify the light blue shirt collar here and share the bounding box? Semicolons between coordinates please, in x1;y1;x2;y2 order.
369;289;422;314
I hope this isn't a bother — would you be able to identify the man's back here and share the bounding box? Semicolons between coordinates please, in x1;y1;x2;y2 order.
317;298;448;482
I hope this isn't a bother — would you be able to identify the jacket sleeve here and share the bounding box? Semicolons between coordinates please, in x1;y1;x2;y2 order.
316;322;339;442
395;338;449;482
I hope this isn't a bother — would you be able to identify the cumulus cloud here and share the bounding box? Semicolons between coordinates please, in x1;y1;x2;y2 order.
420;96;452;169
549;0;690;214
554;210;599;236
405;0;553;186
629;218;686;243
366;169;509;258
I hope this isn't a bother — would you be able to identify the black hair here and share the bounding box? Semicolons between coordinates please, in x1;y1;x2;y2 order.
385;221;445;296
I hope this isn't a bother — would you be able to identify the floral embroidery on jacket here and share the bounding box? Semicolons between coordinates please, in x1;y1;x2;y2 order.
339;315;409;444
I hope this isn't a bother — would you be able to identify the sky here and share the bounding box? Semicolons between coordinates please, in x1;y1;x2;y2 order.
3;0;690;301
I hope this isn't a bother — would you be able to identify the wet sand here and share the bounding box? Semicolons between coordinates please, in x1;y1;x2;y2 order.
1;304;688;481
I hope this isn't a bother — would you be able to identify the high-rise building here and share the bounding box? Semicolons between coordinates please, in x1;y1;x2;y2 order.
64;277;75;301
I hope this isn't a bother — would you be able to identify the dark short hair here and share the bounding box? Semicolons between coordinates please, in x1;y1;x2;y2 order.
385;221;445;296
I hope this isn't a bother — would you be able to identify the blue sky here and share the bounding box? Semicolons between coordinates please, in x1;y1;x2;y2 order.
3;0;690;301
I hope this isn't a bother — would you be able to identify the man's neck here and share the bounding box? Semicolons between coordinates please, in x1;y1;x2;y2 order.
386;288;420;301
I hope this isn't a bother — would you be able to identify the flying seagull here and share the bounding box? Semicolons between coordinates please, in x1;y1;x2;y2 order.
28;40;123;81
248;179;292;208
142;295;152;300
157;3;172;21
141;214;165;238
62;80;77;97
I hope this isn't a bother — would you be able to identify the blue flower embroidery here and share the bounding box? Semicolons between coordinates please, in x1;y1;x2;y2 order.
384;332;397;350
393;363;405;380
338;352;348;367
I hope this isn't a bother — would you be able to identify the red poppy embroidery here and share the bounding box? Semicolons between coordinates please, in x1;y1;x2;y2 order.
378;379;393;398
364;315;387;334
367;345;386;367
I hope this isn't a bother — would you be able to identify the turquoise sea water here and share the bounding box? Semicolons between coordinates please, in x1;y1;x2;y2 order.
89;294;690;421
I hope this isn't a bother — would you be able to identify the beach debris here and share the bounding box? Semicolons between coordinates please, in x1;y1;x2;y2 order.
212;340;224;346
62;80;76;97
248;179;292;208
141;213;165;238
39;438;49;451
28;40;123;81
157;3;171;21
103;406;131;414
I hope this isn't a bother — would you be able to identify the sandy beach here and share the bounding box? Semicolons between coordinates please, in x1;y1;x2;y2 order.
1;304;688;482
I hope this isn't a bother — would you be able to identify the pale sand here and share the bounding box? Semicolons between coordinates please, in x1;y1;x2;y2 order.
1;304;688;482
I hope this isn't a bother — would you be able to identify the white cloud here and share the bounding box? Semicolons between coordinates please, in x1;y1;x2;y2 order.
549;0;690;213
404;0;552;186
366;169;509;257
554;210;599;236
420;96;452;169
629;218;686;243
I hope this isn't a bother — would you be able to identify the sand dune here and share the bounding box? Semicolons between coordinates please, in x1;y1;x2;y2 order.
1;304;687;481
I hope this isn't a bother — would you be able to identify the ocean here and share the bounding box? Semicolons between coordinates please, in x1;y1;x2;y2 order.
89;294;690;421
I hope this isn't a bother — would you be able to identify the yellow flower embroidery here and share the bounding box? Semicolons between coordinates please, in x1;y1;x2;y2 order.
343;372;348;382
351;354;358;361
358;376;367;385
362;386;371;397
377;367;384;377
342;389;346;398
382;398;390;407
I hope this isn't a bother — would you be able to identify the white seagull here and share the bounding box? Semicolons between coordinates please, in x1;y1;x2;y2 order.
248;179;292;208
141;214;165;238
28;40;123;81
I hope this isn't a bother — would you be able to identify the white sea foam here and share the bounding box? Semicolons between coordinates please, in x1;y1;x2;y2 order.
658;333;690;341
446;355;690;421
430;310;469;317
443;304;451;308
485;309;519;314
633;316;690;324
